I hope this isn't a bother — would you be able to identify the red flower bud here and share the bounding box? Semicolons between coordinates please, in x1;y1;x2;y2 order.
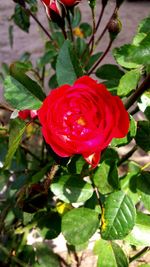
18;109;38;120
41;0;66;23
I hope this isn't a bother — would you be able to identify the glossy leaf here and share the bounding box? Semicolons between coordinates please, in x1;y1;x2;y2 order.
113;44;140;69
101;191;136;240
62;207;99;245
126;33;150;65
51;175;93;203
93;149;119;194
125;212;150;246
94;239;128;267
117;69;140;96
138;16;150;34
4;76;42;110
10;62;46;101
56;40;83;86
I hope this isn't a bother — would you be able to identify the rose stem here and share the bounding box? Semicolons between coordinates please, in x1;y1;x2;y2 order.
61;26;68;40
117;145;137;166
124;74;150;110
90;174;103;212
89;8;96;55
95;5;117;46
87;38;113;75
129;247;150;263
81;1;106;59
44;164;59;189
66;9;74;42
130;106;139;116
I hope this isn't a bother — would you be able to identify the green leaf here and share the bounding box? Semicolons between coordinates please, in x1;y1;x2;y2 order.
13;4;30;32
117;69;140;96
34;211;61;239
125;212;150;246
51;175;93;203
4;76;42;110
10;62;46;101
137;171;150;211
113;44;140;69
71;8;81;28
48;74;58;89
94;239;128;267
56;40;83;86
120;171;140;205
62;207;99;245
34;243;59;267
101;191;136;240
111;116;137;147
93;149;119;194
3;119;26;169
132;32;146;46
138;16;150;34
96;64;124;81
80;23;92;38
85;52;102;71
135;121;150;152
126;33;150;65
38;50;57;68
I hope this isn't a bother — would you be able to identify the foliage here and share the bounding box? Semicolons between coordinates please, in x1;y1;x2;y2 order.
0;0;150;266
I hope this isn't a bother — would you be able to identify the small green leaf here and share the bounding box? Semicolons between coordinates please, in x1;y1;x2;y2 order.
111;116;137;147
117;69;140;96
62;207;99;245
135;121;150;152
51;175;93;203
126;33;150;65
93;149;119;194
13;4;30;32
120;171;140;205
71;8;81;28
56;40;83;86
132;32;146;46
4;119;26;169
80;23;92;38
101;191;136;240
4;76;42;110
94;239;128;267
125;212;150;246
96;64;124;81
8;25;14;48
138;16;150;34
113;44;140;69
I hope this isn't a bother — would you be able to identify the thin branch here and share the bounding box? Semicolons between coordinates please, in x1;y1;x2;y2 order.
124;74;150;110
66;10;74;42
129;246;150;263
89;8;96;55
95;6;117;46
21;144;41;162
0;243;27;267
88;39;113;75
117;145;137;166
44;164;59;190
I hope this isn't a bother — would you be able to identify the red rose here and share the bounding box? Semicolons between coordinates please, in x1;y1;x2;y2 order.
18;110;38;120
60;0;81;7
38;76;129;168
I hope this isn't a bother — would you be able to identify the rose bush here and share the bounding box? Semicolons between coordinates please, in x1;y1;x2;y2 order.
38;76;129;167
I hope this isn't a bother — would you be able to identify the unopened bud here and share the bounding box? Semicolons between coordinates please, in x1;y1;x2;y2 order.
41;0;66;26
108;13;122;41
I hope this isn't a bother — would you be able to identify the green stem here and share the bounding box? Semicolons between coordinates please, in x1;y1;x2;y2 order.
90;8;96;55
95;6;117;46
129;246;150;263
88;38;113;75
66;10;74;42
124;74;150;110
21;143;41;162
